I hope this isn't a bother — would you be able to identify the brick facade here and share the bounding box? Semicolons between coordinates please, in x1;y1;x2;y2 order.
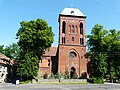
58;45;87;77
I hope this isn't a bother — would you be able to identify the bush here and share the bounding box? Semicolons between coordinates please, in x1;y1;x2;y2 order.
87;77;104;84
54;72;60;79
43;73;48;79
118;79;120;83
50;72;55;79
64;71;70;79
72;73;78;79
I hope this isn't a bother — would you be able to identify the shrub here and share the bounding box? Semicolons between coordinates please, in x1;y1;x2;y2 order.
87;77;104;84
64;71;70;79
50;72;55;79
72;73;78;79
43;73;48;79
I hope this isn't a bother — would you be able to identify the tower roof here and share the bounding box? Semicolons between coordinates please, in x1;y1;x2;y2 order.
60;8;86;17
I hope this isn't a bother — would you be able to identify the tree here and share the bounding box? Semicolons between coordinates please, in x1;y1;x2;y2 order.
87;24;108;53
0;45;4;53
87;24;120;83
103;29;120;82
17;52;39;80
87;24;108;83
0;43;20;60
16;18;54;80
89;53;107;83
3;43;20;60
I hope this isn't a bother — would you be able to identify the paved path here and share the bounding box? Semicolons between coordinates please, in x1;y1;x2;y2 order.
0;83;120;90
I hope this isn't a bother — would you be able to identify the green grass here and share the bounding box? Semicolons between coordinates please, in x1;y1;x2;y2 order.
20;80;31;84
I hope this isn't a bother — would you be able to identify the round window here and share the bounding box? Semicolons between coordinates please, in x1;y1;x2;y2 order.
69;51;77;59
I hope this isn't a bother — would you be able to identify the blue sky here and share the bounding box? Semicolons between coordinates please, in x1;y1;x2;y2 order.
0;0;120;46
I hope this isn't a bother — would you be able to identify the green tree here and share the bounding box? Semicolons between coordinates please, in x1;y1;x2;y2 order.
104;29;120;82
87;24;108;83
87;24;120;83
16;18;54;80
89;53;107;83
17;52;39;80
0;45;4;53
0;43;20;60
87;24;108;52
3;43;20;60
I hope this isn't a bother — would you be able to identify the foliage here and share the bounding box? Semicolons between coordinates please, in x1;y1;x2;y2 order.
72;73;78;79
55;72;61;79
16;18;54;59
17;52;39;80
88;77;104;84
87;24;120;83
50;72;55;79
90;53;107;78
104;29;120;82
87;24;108;52
0;45;4;53
87;24;108;83
0;43;20;60
64;70;70;79
4;43;20;60
16;18;54;80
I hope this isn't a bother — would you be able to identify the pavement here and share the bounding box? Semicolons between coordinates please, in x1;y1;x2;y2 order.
105;82;120;86
0;83;15;87
0;82;119;90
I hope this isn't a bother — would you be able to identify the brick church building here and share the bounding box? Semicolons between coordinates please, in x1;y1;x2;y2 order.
39;8;87;78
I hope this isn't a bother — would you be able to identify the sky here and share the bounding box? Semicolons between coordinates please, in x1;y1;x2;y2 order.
0;0;120;46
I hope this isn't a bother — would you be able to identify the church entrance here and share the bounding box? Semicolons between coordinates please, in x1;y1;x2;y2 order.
70;67;76;79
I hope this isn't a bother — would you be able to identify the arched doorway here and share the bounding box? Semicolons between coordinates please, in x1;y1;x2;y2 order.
70;67;76;78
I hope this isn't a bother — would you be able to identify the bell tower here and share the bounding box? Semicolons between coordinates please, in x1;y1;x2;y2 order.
58;8;86;46
58;8;87;78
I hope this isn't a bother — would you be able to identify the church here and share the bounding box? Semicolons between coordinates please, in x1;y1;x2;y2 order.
39;8;87;78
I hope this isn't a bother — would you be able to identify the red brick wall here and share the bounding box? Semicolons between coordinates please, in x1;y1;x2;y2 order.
39;57;52;77
58;45;87;77
58;15;87;77
59;16;86;46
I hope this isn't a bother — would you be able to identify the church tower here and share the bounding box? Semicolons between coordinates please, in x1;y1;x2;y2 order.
58;8;87;78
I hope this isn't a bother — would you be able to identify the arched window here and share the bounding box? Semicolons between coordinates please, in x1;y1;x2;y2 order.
80;22;83;34
72;25;74;33
62;21;66;33
72;37;74;42
69;25;71;33
80;38;84;45
62;37;65;44
76;26;78;33
69;51;77;59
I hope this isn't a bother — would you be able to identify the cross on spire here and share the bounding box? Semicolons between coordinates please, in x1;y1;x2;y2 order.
71;4;73;8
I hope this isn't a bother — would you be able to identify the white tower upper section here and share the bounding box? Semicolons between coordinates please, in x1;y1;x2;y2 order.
60;8;86;17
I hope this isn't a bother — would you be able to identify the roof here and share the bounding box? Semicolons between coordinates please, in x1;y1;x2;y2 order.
60;8;85;17
0;53;11;65
44;47;58;56
0;53;10;61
